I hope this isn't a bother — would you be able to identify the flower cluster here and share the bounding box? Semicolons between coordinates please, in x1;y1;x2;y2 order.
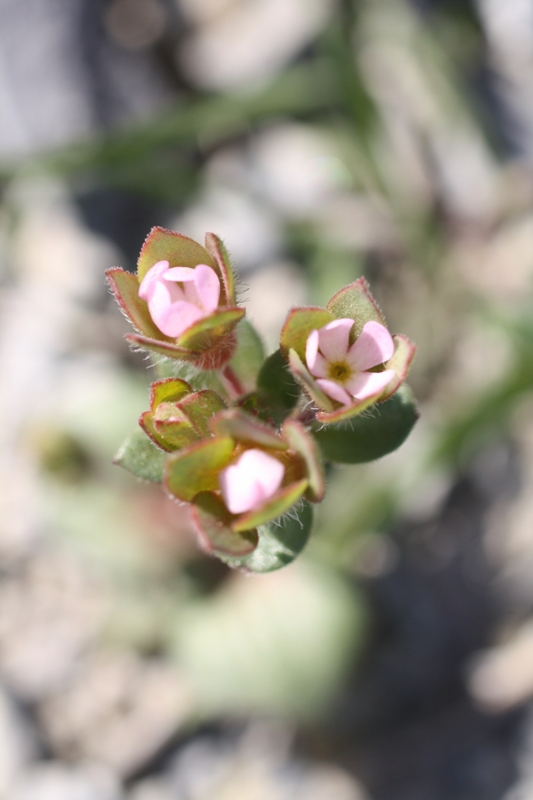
108;228;417;572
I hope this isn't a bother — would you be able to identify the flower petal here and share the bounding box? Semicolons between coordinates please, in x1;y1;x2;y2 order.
163;267;196;282
193;263;220;314
138;260;170;301
317;318;353;362
316;378;352;405
306;330;329;378
156;300;204;338
306;329;319;370
346;321;395;372
309;352;329;379
344;368;396;400
219;449;285;514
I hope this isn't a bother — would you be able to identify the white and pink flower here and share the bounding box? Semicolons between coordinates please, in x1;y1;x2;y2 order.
138;260;221;338
306;319;396;406
219;449;285;515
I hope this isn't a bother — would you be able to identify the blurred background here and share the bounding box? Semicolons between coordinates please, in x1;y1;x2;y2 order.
1;0;533;798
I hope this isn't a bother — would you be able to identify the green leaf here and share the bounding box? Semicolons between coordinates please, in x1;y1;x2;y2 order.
313;384;419;463
178;390;227;439
326;277;386;340
150;378;192;408
210;409;287;450
220;500;314;573
256;349;301;422
288;350;335;411
113;428;166;483
137;227;215;283
190;492;258;556
234;479;309;532
178;307;245;352
282;420;325;502
106;268;162;339
126;333;200;361
229;318;266;392
165;437;235;502
380;334;417;401
152;404;201;450
280;307;334;362
205;233;237;306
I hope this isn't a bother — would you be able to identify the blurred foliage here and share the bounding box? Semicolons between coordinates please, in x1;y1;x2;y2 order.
2;0;533;732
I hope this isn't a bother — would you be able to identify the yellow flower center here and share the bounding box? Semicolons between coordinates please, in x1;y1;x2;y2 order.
328;361;352;383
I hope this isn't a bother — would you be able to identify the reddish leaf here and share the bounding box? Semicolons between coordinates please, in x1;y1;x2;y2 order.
190;492;258;555
137;227;214;283
326;277;387;340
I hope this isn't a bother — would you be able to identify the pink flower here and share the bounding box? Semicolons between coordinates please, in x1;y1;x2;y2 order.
219;449;285;515
306;319;396;406
138;260;221;338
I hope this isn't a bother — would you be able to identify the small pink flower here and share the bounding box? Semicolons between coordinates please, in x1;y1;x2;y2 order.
306;319;396;406
219;449;285;515
138;260;221;338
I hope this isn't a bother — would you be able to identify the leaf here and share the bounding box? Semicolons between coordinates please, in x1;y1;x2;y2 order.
229;318;266;392
150;378;192;408
220;500;314;573
288;350;335;411
113;428;166;483
137;227;215;283
256;349;301;422
326;277;387;340
178;307;245;352
152;404;201;450
126;333;200;361
178;390;227;438
313;384;419;463
210;408;287;450
380;334;417;401
282;420;325;502
106;268;161;339
190;492;258;556
165;437;235;502
280;307;334;362
233;479;309;532
205;232;237;306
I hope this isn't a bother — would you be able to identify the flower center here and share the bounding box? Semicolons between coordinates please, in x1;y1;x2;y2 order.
328;361;352;383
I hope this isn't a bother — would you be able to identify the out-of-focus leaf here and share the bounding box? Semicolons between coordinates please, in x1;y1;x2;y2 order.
313;384;419;463
256;349;302;422
113;428;166;483
229;318;266;391
175;559;367;718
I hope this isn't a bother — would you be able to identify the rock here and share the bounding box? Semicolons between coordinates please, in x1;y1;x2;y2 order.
0;687;37;796
10;762;123;800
